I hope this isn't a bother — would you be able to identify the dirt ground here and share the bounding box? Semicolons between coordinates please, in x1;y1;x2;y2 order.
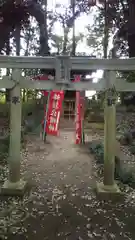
1;130;135;239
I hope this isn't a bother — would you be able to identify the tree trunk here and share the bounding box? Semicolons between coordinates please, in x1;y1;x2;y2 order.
0;25;12;54
5;39;11;102
26;0;49;77
127;0;135;57
22;89;26;102
26;0;49;56
0;1;49;56
15;24;21;56
71;0;76;56
122;0;135;105
63;27;69;54
128;33;135;57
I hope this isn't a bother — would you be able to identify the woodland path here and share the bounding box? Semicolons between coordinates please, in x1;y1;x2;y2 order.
4;130;135;240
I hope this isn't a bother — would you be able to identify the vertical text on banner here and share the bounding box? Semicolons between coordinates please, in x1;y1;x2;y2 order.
74;75;82;144
46;91;64;136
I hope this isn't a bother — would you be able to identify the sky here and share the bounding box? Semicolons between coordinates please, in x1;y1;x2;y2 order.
48;0;95;54
48;0;103;97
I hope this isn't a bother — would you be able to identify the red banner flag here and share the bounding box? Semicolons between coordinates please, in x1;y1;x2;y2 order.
75;91;82;144
46;91;64;136
74;76;82;144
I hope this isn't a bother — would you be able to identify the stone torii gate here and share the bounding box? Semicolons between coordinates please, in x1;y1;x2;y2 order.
0;55;135;197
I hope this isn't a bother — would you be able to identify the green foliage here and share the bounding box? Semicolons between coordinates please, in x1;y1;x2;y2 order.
0;91;5;103
0;101;44;137
126;105;135;112
0;101;42;119
22;102;44;135
129;145;135;155
89;141;135;187
118;165;135;185
22;101;38;117
0;142;8;162
87;112;104;123
84;98;104;122
89;141;104;164
0;103;9;118
0;129;26;165
123;71;135;83
119;132;133;145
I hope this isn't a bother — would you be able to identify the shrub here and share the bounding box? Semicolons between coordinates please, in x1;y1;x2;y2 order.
0;130;26;164
119;132;133;145
126;105;135;112
89;141;104;164
89;141;135;187
129;145;135;155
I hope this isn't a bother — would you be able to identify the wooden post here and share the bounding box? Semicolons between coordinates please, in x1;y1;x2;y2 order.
1;70;27;196
43;91;50;142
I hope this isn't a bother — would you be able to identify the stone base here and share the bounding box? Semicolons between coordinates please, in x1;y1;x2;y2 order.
95;182;124;201
1;179;28;196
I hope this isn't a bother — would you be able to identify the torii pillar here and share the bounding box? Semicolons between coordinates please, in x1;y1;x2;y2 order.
1;70;27;196
96;71;122;199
